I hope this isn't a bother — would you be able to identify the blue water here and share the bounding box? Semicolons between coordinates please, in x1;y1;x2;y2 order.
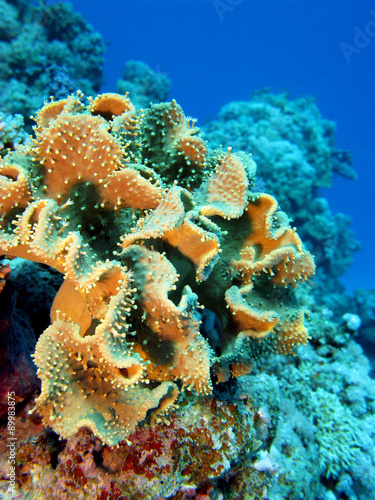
72;0;375;292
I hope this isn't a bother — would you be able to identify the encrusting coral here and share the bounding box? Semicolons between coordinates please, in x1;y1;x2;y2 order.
0;92;315;446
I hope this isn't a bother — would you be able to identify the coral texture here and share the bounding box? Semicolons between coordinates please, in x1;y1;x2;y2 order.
0;93;314;446
0;111;29;153
258;310;375;500
0;0;104;120
0;389;276;499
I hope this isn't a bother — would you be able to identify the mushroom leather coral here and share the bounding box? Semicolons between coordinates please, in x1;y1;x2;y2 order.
0;93;315;445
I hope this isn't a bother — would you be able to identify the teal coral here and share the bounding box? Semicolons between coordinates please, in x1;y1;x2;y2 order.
0;0;105;120
0;110;28;152
257;310;375;500
116;60;171;109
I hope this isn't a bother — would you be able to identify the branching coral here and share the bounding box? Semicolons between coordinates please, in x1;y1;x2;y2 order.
0;111;28;153
0;92;315;445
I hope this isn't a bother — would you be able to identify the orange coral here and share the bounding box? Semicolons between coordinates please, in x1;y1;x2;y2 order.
0;93;315;447
35;113;123;202
176;134;207;168
122;244;212;394
200;148;249;219
225;285;279;338
0;162;31;222
0;262;11;293
164;216;220;283
120;186;185;249
33;321;178;446
145;99;208;175
276;310;310;354
230;193;315;287
33;95;161;211
34;95;79;128
88;92;135;118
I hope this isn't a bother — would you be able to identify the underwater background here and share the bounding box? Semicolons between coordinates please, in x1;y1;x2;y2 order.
0;1;375;499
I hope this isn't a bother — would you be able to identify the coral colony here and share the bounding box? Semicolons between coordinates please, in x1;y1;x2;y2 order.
0;93;314;443
1;4;375;500
0;92;316;496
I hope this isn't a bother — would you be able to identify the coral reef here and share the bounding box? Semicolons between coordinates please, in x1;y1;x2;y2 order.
0;261;10;293
0;0;104;121
353;288;375;369
116;60;171;109
0;92;314;454
45;64;77;101
202;89;360;289
0;111;29;153
256;307;375;500
1;71;372;499
0;387;276;499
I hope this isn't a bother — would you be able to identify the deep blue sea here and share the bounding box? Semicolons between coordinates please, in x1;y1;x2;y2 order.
71;0;375;293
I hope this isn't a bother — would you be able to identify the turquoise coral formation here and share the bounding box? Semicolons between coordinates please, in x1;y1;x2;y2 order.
0;0;105;120
259;320;375;500
116;60;171;109
0;111;28;152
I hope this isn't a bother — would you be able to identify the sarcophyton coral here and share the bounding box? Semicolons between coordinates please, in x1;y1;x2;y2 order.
0;92;315;446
